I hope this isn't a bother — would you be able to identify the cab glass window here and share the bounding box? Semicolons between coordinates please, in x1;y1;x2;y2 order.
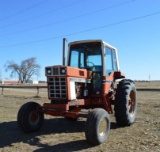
70;50;79;68
105;47;118;75
69;42;102;72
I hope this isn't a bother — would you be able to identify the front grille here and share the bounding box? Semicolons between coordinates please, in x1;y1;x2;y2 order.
48;77;67;98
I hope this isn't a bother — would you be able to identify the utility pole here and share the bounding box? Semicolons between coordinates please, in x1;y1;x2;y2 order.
149;74;151;86
0;68;2;81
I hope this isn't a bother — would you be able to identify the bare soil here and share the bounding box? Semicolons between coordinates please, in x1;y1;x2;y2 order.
0;91;160;152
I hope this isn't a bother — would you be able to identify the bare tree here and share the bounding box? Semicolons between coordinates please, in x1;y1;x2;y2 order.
5;57;40;83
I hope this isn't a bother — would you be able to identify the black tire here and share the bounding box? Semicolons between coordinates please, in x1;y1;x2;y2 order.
85;108;110;145
17;102;44;133
114;79;137;126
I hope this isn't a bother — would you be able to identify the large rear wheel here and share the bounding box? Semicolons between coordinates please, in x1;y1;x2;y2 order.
17;102;44;133
85;108;110;145
114;79;137;126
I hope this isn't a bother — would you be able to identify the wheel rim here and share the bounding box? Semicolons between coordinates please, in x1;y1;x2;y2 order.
99;118;108;137
128;90;136;117
29;111;40;125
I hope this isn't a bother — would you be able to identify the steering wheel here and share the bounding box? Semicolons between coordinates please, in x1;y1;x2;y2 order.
87;61;95;67
86;61;95;71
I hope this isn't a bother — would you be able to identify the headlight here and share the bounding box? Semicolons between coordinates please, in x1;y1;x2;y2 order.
60;68;66;75
62;69;65;73
46;68;52;75
47;70;51;74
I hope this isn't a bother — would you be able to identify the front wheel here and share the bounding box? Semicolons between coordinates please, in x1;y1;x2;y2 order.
85;108;110;145
17;102;44;133
114;79;137;126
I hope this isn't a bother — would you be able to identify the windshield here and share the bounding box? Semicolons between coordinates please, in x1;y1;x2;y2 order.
69;42;102;72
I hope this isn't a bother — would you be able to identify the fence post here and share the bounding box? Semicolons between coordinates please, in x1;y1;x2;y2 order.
1;86;4;95
37;86;39;96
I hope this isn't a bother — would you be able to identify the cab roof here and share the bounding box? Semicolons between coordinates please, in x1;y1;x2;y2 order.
68;39;117;51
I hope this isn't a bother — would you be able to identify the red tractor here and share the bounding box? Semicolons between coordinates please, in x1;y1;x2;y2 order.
17;39;137;145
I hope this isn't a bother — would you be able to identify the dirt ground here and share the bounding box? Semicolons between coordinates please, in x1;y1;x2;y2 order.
0;91;160;152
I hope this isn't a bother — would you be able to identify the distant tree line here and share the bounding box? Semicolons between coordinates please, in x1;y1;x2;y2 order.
5;57;40;84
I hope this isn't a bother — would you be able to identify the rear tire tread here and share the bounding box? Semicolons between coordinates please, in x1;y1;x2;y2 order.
114;79;137;126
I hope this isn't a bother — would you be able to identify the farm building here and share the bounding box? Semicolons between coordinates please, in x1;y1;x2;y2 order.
0;80;39;84
28;80;39;84
0;80;19;85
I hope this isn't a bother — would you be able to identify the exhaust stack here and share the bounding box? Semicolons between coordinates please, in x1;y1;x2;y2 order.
62;38;67;66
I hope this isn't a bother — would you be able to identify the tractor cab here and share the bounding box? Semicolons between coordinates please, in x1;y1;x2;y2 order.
68;40;120;94
68;40;120;76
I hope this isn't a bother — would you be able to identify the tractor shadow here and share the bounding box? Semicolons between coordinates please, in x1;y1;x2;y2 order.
0;118;119;151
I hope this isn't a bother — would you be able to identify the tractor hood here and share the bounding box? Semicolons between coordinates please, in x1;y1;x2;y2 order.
45;65;92;79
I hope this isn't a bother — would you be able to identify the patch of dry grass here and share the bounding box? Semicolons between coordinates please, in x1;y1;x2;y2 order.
0;91;160;152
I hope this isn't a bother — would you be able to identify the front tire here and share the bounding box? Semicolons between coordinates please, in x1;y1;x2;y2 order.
85;108;110;145
17;102;44;133
114;79;137;126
